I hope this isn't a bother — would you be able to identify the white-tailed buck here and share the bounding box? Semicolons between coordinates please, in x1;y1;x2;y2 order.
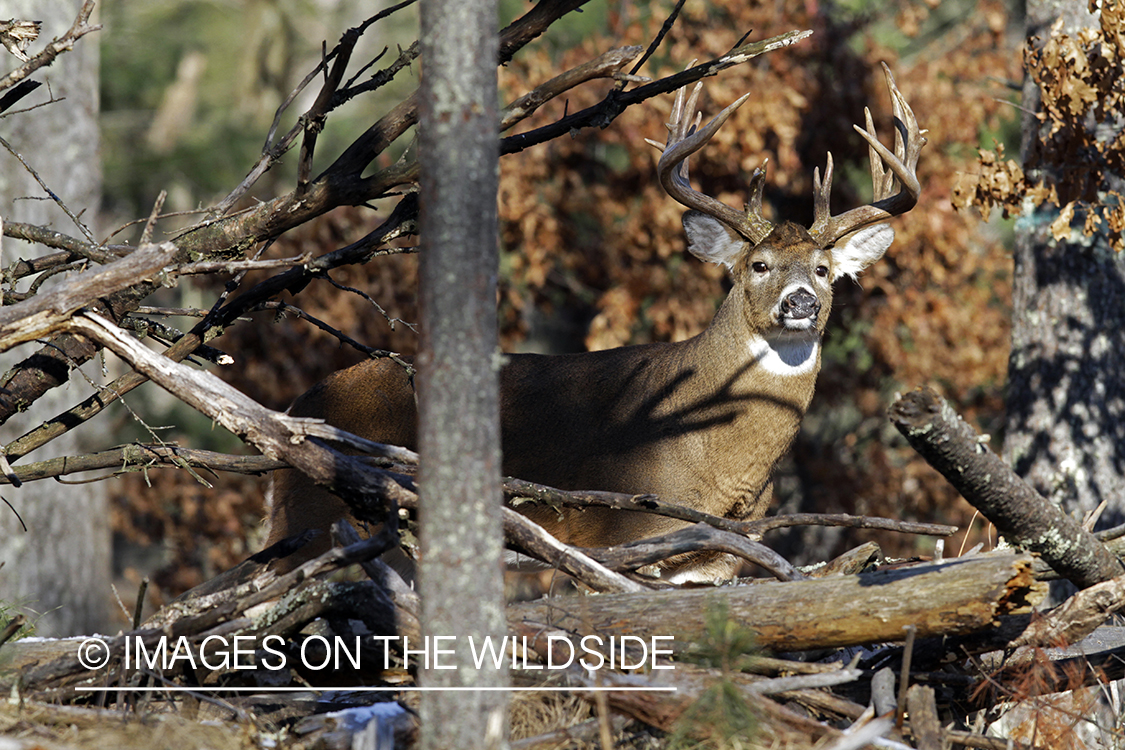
266;63;925;583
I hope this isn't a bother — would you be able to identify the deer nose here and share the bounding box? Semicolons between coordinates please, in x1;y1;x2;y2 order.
781;289;820;320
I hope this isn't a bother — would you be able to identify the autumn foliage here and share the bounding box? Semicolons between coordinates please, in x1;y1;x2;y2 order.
954;1;1125;250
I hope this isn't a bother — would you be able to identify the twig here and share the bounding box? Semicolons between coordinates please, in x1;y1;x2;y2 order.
622;0;687;81
319;273;418;332
295;27;356;196
0;451;20;487
134;306;217;317
138;191;166;246
0;444;285;485
743;513;957;538
212;2;419;217
0;132;95;242
895;625;916;730
0;80;41;115
2;221;127;274
131;578;148;630
119;315;232;365
256;299;413;369
501;29;813;155
505;477;956;539
175;252;312;276
582;523;804;582
0;495;26;530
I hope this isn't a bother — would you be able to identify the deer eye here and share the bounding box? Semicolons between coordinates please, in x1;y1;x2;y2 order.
815;265;829;278
751;261;769;274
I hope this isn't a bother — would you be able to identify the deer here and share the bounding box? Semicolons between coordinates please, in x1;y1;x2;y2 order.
265;63;925;584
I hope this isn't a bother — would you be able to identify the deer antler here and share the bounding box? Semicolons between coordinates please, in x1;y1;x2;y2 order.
648;82;774;244
808;62;927;246
651;62;924;248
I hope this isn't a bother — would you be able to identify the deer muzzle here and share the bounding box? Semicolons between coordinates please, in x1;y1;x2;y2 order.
779;288;821;327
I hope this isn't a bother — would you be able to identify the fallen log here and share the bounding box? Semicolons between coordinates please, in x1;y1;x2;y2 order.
509;552;1040;653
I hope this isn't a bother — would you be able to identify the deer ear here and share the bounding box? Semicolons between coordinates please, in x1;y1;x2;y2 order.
830;224;894;281
682;210;747;269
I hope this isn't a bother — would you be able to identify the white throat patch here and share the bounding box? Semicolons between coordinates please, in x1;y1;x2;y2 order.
748;331;820;376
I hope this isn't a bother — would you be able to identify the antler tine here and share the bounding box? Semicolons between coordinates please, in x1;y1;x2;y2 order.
746;159;768;219
808;62;927;247
862;107;894;201
655;89;773;244
808;152;834;239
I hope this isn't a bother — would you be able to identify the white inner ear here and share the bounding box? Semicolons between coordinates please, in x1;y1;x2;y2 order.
831;224;894;281
682;210;746;269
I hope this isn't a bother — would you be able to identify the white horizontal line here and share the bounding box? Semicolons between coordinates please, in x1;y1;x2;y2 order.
74;686;677;693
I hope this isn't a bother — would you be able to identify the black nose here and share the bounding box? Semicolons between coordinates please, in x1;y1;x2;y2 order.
781;289;820;320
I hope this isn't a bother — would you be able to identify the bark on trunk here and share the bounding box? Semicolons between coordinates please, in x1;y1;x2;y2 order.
0;0;107;637
416;0;507;747
1005;0;1125;529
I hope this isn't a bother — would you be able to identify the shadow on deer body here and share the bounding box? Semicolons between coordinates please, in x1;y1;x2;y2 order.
265;65;926;584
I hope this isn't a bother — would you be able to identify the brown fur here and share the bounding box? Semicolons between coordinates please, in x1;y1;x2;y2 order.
266;220;892;582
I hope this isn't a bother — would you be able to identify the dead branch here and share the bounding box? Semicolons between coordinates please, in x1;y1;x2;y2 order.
583;523;804;582
173;253;312;276
66;312;413;524
0;0;100;92
1008;571;1125;651
503;508;648;593
500;45;644;131
505;476;956;540
0;243;177;352
501;29;812;155
889;386;1124;589
742;513;956;537
0;444;286;485
2;221;126;271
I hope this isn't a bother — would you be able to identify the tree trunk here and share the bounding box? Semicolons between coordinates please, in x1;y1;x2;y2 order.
1004;0;1125;530
0;0;108;637
416;0;507;747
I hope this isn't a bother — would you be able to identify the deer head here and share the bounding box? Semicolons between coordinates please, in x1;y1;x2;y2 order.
651;62;924;361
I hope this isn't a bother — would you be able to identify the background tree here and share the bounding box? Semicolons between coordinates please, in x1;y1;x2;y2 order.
956;0;1125;531
0;0;108;636
1006;0;1125;527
